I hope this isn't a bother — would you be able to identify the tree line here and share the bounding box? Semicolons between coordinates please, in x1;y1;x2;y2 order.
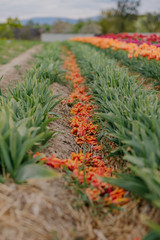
100;0;160;33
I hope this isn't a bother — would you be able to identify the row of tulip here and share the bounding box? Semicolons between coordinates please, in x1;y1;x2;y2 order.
71;36;160;61
71;36;160;83
99;33;160;46
66;41;160;240
37;46;129;208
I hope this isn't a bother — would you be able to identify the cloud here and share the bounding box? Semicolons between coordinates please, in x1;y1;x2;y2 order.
0;0;159;22
0;0;115;21
139;0;160;13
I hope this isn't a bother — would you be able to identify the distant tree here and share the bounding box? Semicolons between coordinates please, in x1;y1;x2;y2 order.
7;17;22;28
0;24;13;38
73;21;84;33
51;21;73;33
99;0;140;33
139;12;160;32
99;9;118;33
45;25;50;32
0;17;21;38
117;0;140;17
116;0;141;31
79;22;102;34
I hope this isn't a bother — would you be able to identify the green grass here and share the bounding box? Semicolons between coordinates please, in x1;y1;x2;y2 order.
0;39;39;64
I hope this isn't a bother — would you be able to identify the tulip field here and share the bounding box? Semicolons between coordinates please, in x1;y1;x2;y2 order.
72;34;160;83
0;33;160;240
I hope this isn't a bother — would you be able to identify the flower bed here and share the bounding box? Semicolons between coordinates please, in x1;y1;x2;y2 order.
37;47;129;208
99;33;160;46
71;36;160;61
70;36;160;82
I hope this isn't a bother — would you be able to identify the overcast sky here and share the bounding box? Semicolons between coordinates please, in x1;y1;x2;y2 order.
0;0;160;22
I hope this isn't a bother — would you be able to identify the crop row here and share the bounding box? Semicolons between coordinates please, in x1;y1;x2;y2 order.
72;37;160;60
38;46;130;210
0;42;63;183
71;37;160;84
66;41;160;240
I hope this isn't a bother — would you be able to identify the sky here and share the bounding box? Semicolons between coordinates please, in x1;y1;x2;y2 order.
0;0;160;22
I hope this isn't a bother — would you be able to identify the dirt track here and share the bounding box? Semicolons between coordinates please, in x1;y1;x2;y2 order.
0;45;42;92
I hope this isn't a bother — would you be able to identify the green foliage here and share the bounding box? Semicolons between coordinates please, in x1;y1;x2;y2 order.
67;42;160;206
45;25;50;32
15;163;57;183
0;107;46;182
99;0;140;33
6;17;22;28
0;17;21;39
99;1;160;33
102;48;160;83
143;220;160;240
137;13;160;33
33;42;65;83
80;43;160;84
73;21;84;33
0;24;14;38
0;42;63;183
66;41;160;238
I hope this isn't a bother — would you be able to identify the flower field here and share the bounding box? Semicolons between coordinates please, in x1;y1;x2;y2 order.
0;34;160;240
71;34;160;83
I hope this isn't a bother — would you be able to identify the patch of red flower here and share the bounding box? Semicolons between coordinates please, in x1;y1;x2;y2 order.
63;52;101;147
36;151;129;206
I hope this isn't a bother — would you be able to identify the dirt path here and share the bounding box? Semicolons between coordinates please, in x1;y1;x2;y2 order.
0;45;42;92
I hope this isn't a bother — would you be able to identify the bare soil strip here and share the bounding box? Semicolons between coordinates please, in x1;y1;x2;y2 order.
0;45;42;92
43;82;80;159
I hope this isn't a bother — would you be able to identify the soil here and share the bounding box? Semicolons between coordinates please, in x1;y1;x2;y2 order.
43;82;81;159
0;45;42;92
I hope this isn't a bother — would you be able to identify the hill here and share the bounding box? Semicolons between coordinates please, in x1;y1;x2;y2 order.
21;16;101;25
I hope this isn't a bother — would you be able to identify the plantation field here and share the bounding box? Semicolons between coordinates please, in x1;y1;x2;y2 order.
0;34;160;240
72;34;160;87
0;39;39;64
